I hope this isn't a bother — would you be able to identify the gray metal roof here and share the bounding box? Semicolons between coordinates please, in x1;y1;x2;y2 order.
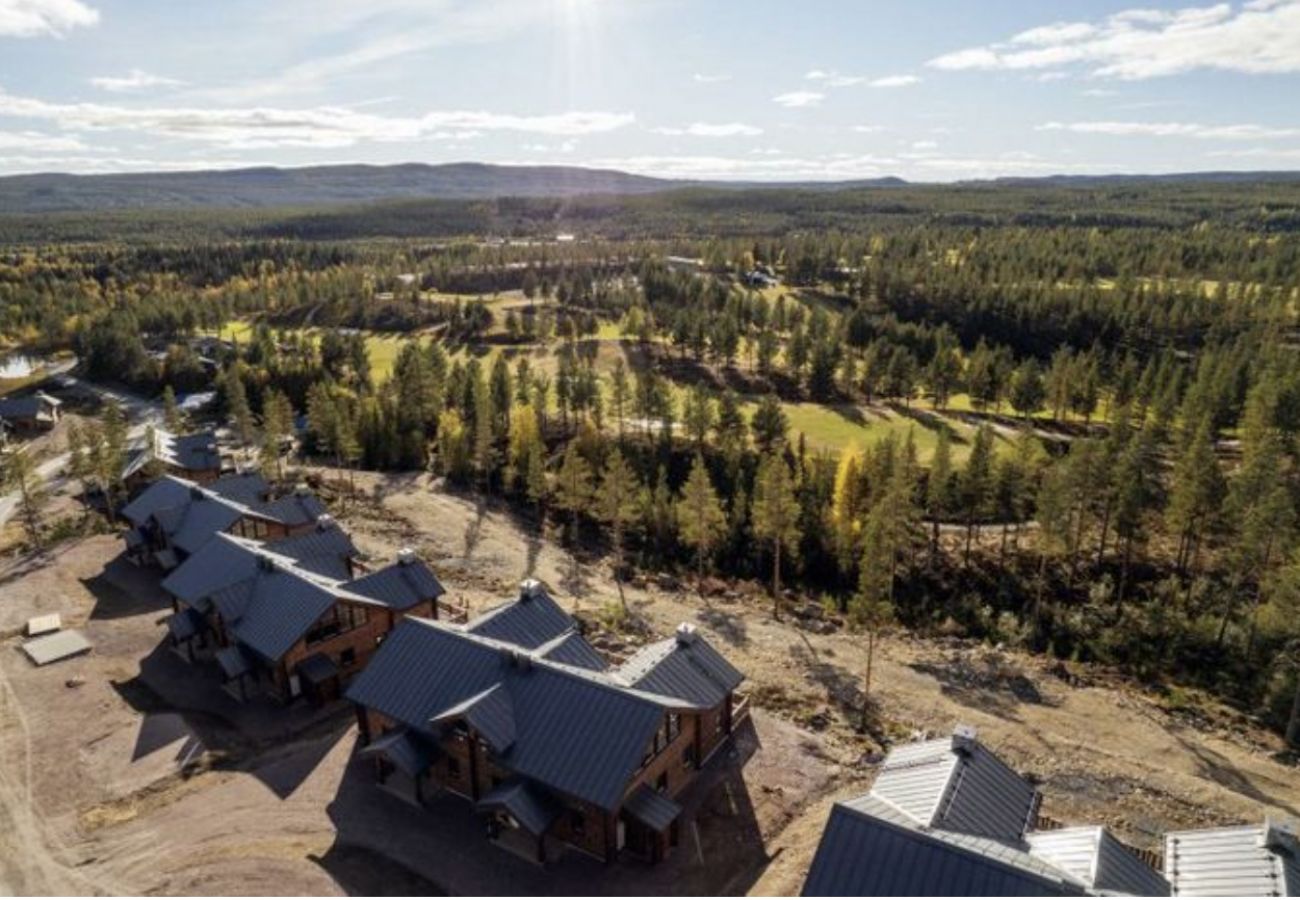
536;630;608;671
154;490;251;556
296;652;339;684
251;491;327;527
265;524;357;581
1165;822;1300;897
216;644;254;679
0;392;60;421
432;684;517;753
361;729;437;778
167;607;205;642
623;784;682;832
345;556;445;610
613;625;744;707
123;429;221;479
477;779;561;836
801;729;1169;897
210;565;341;663
346;617;670;811
802;796;1088;897
208;471;271;505
466;582;575;649
870;732;1039;841
122;475;195;527
1028;827;1171;896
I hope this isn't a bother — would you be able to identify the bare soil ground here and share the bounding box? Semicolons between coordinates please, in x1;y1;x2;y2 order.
0;473;1297;895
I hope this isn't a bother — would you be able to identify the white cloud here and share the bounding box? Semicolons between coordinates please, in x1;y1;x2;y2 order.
805;70;865;87
911;140;939;150
869;74;921;88
651;122;763;137
928;1;1300;79
1205;145;1300;158
692;73;731;83
585;151;1107;182
852;124;887;133
0;90;635;149
1039;120;1300;139
0;0;98;37
1081;88;1119;97
90;69;186;92
0;129;88;152
772;91;824;108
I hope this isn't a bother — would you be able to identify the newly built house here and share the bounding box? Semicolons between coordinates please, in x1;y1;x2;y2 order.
801;727;1170;896
0;390;62;436
1164;820;1299;896
346;581;747;866
160;530;446;703
122;474;326;570
122;428;224;489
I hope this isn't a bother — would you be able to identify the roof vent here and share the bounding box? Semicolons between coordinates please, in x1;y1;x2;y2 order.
189;486;205;501
397;547;416;566
316;514;335;531
501;648;532;671
294;482;311;497
519;579;541;602
675;623;698;646
256;554;276;573
951;724;978;755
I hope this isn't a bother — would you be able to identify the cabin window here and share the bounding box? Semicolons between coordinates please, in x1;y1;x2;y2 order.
447;756;461;777
666;713;681;741
682;745;696;770
569;809;586;837
340;648;356;666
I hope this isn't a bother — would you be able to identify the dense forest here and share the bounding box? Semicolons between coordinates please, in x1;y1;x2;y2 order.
5;178;1300;745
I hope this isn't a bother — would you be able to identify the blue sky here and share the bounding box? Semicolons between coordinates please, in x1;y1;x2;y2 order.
1;0;1299;180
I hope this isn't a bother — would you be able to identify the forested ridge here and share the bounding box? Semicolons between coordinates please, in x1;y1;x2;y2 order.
5;177;1300;745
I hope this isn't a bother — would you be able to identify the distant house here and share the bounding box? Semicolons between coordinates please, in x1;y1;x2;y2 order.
801;727;1170;896
1164;820;1299;896
0;390;62;436
345;581;748;865
122;428;224;490
743;270;778;288
161;533;445;704
121;474;324;570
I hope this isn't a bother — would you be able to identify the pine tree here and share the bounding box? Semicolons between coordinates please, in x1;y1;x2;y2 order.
829;447;864;574
751;393;788;452
1165;418;1224;576
926;429;957;565
225;367;255;449
598;448;641;607
554;442;595;586
3;447;48;549
162;384;183;432
677;454;727;592
960;424;995;564
752;452;801;619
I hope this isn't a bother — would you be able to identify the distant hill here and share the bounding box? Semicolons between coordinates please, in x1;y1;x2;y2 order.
0;163;919;213
0;161;1297;215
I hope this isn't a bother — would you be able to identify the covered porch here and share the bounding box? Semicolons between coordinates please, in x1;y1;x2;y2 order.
476;779;562;865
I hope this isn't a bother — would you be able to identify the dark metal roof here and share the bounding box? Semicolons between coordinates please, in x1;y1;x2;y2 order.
122;476;195;527
0;391;60;420
870;733;1038;841
252;491;327;527
1028;827;1171;896
802;797;1086;897
536;630;608;671
361;729;438;778
210;566;340;663
166;607;205;641
476;779;561;836
623;784;682;832
614;627;744;707
160;533;268;606
265;525;357;581
432;684;517;753
345;556;445;609
466;582;574;649
346;618;669;811
208;471;271;506
296;652;339;684
123;429;222;480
